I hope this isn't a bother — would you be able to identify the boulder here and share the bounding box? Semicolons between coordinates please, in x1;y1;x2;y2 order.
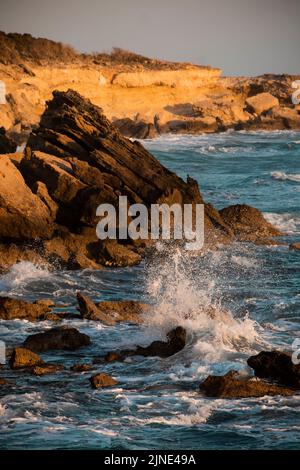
246;92;279;115
0;127;17;154
200;370;293;398
77;292;150;324
23;326;91;352
90;372;118;389
0;156;54;240
247;351;300;388
0;296;51;321
219;204;281;242
9;347;44;369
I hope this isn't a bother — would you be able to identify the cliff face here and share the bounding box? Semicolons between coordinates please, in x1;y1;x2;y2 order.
0;31;299;142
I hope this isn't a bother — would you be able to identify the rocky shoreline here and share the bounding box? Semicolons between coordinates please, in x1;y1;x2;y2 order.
1;291;300;398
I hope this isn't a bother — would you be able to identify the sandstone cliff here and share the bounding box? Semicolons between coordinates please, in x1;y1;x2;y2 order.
1;32;298;142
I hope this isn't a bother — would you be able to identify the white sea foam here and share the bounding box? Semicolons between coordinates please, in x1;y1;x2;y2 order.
264;212;300;234
0;261;52;292
271;171;300;183
143;247;263;363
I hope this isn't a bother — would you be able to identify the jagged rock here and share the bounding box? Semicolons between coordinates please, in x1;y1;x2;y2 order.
245;92;279;115
200;370;293;398
31;364;64;376
134;326;186;357
0;296;51;321
90;372;118;389
290;242;300;251
0;127;17;154
98;240;142;267
247;351;300;388
77;292;150;324
70;363;92;372
106;326;187;360
9;347;44;369
219;204;281;242
23;326;91;352
32;181;58;219
0;156;53;240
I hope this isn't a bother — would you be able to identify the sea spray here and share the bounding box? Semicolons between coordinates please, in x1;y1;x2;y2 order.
143;244;263;362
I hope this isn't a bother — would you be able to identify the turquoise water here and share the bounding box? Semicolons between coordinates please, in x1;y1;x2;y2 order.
0;131;300;449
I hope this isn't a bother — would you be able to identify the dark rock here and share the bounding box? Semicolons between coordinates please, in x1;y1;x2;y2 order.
247;351;300;388
106;326;187;360
70;363;92;372
134;326;186;358
0;378;8;385
113;117;159;139
104;352;123;362
0;127;17;154
23;326;91;352
9;347;44;369
0;296;51;321
76;292;115;325
219;204;281;242
90;372;118;389
200;370;293;398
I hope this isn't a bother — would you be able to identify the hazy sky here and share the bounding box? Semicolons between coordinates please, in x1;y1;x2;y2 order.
0;0;299;76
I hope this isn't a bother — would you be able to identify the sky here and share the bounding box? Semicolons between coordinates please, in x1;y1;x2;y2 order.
0;0;299;76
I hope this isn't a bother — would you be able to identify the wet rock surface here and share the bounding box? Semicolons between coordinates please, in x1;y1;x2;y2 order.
200;370;294;398
247;351;300;388
23;326;91;352
0;296;51;321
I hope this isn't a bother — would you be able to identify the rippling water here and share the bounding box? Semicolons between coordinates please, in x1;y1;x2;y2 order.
1;131;300;450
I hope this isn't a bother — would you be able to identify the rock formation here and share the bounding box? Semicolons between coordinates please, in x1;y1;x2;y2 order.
90;372;118;389
247;351;300;388
0;89;283;270
23;326;91;352
200;370;293;398
0;296;51;321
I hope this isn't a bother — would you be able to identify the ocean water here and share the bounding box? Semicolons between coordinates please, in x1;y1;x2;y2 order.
0;130;300;450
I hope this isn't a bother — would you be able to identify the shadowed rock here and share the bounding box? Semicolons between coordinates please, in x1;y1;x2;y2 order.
0;127;17;154
23;326;90;352
71;363;92;372
200;370;293;398
105;326;187;360
247;351;300;388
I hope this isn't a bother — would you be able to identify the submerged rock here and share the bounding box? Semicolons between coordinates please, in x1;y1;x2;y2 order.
31;364;64;376
200;370;293;398
247;351;300;388
90;372;118;389
70;363;92;372
23;326;91;352
9;347;44;369
77;292;150;324
0;296;51;321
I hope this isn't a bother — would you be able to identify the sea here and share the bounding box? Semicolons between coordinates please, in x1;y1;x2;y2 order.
0;130;300;450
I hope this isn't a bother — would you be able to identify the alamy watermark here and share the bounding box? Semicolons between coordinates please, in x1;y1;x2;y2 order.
95;196;204;250
291;80;300;105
